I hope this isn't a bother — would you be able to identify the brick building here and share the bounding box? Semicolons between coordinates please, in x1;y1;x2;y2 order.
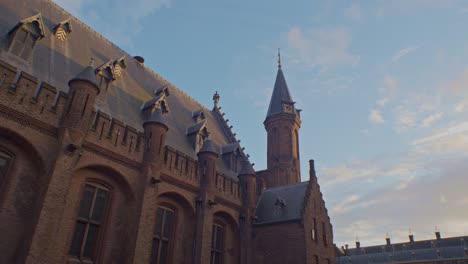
0;0;335;263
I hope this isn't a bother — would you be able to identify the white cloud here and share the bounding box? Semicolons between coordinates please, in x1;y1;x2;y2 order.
369;109;385;124
421;112;443;127
285;26;359;71
392;46;420;62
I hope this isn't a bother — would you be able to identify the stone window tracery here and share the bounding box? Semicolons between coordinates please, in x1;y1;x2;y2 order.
211;222;225;264
69;182;110;262
150;206;175;264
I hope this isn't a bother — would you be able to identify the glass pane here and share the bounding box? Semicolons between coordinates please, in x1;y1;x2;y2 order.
10;40;23;56
78;185;95;219
155;208;164;236
211;225;217;249
20;35;34;60
162;210;174;239
0;157;7;168
16;29;27;43
91;189;108;222
214;252;221;264
69;222;86;256
216;226;224;250
150;239;160;264
83;224;99;258
159;241;168;264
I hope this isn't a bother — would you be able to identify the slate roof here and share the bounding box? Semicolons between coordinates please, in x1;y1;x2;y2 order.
0;0;244;179
266;67;295;118
69;63;98;89
255;181;309;225
239;160;255;176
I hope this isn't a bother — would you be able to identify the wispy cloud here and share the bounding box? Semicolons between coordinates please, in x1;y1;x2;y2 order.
285;26;359;71
392;46;420;62
369;109;385;124
421;112;443;127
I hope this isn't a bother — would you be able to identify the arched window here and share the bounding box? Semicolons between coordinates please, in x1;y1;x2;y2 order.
211;222;225;264
69;182;110;261
0;148;13;190
150;206;175;264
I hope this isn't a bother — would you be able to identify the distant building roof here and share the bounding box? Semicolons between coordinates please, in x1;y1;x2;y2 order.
337;235;468;264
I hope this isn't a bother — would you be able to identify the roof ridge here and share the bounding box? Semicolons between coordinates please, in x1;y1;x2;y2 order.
264;181;308;191
46;0;212;113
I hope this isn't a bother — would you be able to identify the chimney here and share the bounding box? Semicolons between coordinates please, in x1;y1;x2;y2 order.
356;241;361;249
386;237;391;245
345;244;349;251
309;159;316;180
409;234;414;243
435;231;441;240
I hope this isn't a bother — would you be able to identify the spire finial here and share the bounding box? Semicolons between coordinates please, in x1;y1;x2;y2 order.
213;91;220;108
277;48;282;68
89;58;95;67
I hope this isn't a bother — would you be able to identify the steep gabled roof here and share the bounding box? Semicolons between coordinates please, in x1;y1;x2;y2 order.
255;181;309;225
0;0;246;179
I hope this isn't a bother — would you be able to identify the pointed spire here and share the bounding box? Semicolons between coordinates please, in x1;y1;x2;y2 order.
278;48;282;68
266;52;295;118
199;137;218;155
213;91;220;108
69;58;99;91
239;160;256;176
143;107;168;128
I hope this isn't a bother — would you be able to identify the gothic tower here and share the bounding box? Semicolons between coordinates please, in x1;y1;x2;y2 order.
264;51;301;188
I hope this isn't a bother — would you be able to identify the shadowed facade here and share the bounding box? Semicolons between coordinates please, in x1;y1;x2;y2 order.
0;1;335;263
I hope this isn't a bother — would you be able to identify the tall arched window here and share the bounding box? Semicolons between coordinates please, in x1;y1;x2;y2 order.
69;182;110;261
150;206;175;264
211;222;225;264
0;148;13;193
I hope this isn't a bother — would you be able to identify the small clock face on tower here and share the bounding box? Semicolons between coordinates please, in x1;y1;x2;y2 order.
282;103;293;113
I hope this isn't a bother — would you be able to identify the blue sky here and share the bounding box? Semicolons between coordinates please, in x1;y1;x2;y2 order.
54;0;468;246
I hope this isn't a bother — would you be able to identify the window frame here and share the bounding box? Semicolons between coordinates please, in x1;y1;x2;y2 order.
150;205;177;264
210;221;225;264
0;147;14;200
68;180;112;263
8;24;40;61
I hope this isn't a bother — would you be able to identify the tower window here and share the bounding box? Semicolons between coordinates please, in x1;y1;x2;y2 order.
69;183;110;261
211;223;225;264
322;221;328;246
0;148;13;191
150;207;175;264
8;14;45;61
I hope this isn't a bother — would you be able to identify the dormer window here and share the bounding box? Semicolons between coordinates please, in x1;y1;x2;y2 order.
192;109;205;123
54;19;72;41
112;56;126;78
8;14;45;61
281;101;294;114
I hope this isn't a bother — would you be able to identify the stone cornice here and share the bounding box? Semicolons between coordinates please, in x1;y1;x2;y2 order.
0;104;57;137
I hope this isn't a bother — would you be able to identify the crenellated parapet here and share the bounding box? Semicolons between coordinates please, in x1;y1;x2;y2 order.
0;60;68;132
214;172;240;199
162;145;199;185
84;110;144;164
